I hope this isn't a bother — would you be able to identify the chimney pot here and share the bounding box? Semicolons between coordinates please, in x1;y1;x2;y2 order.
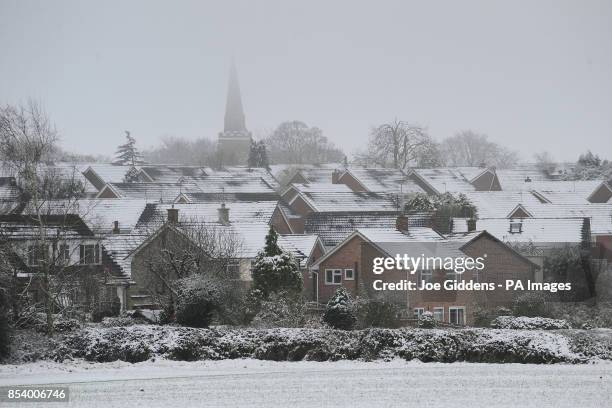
332;169;342;184
218;203;230;225
396;214;409;232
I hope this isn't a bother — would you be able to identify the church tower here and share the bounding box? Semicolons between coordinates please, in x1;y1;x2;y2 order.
217;62;252;165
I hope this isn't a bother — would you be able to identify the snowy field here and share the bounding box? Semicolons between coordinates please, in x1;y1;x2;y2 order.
1;359;611;408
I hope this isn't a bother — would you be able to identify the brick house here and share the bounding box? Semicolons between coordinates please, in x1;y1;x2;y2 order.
105;205;324;310
310;226;537;325
0;214;121;314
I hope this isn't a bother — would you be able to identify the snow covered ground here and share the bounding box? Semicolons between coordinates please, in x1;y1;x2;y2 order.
1;359;611;408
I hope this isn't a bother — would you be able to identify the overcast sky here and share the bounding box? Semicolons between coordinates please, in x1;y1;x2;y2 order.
1;0;611;161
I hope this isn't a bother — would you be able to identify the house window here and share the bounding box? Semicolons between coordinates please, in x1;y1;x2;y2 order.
413;307;425;318
509;222;522;234
433;307;444;322
449;306;466;325
445;270;458;281
27;245;48;266
79;244;100;265
58;243;70;264
226;262;240;276
325;269;342;285
420;270;433;284
344;269;354;280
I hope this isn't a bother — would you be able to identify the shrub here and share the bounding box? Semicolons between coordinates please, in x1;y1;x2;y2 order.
34;317;81;334
175;277;220;328
0;289;10;359
417;311;437;328
513;291;552;317
549;302;612;329
491;316;572;330
473;304;514;327
251;226;302;297
251;292;306;328
323;288;356;330
51;325;595;364
355;298;401;329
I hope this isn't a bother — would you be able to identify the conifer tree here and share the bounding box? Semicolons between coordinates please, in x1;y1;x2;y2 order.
251;226;301;297
114;131;144;166
248;140;269;168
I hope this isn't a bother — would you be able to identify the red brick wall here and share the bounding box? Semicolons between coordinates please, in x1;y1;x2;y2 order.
315;232;535;325
589;185;612;203
289;196;314;217
315;235;363;301
472;171;502;191
281;189;298;203
288;217;305;234
338;173;368;192
270;207;292;234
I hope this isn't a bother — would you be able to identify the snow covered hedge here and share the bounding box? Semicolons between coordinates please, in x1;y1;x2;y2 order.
491;316;572;330
44;325;612;364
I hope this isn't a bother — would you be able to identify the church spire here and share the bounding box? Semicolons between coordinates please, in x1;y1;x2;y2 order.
224;61;247;132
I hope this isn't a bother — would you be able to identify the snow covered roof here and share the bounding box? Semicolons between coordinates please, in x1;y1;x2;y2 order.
136;201;278;227
311;227;454;270
295;191;398;212
283;183;354;195
411;168;476;193
464;217;587;244
98;182;202;200
0;214;95;239
190;175;277;194
84;164;133;185
342;168;424;193
77;199;150;233
179;191;280;203
102;232;150;278
304;211;400;247
216;166;280;190
278;234;322;267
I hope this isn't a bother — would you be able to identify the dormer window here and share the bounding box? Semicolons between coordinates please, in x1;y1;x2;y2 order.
509;221;522;234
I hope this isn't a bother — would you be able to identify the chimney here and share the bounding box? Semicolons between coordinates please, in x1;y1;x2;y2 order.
396;214;409;232
167;207;179;224
332;169;342;184
218;203;230;225
112;221;120;234
467;218;477;232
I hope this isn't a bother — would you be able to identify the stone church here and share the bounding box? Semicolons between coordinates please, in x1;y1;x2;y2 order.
217;62;252;165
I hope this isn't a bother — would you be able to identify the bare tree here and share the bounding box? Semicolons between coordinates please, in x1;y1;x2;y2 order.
358;120;432;170
142;135;217;166
264;121;344;164
534;151;556;174
0;101;96;335
139;219;244;322
440;130;518;168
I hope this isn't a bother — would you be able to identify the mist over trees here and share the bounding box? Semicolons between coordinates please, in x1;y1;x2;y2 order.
142;136;217;166
355;120;435;170
264;121;345;165
439;130;519;168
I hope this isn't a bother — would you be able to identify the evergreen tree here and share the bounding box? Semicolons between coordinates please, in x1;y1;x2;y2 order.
248;140;269;168
114;131;144;166
251;226;301;297
263;225;282;256
323;287;356;330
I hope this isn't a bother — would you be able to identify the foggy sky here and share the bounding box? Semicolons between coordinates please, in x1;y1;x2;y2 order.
1;0;611;162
